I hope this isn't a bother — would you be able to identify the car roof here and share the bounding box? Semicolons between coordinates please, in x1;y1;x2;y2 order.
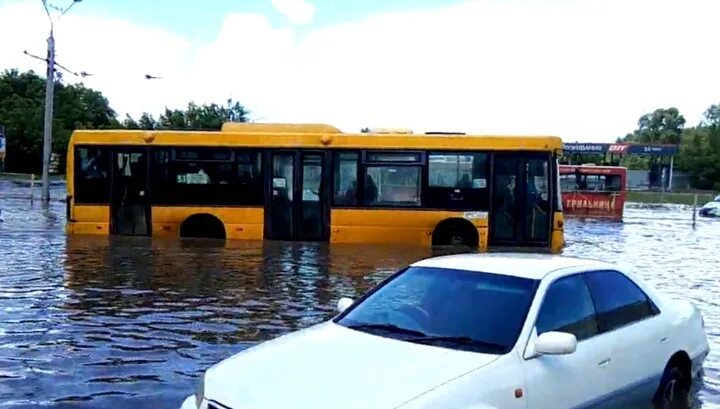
410;252;614;280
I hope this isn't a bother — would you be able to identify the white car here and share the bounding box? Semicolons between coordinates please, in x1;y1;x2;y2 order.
180;253;709;409
699;194;720;217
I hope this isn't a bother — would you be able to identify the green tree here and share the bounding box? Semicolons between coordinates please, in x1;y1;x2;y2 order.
1;69;254;175
624;107;686;145
674;104;720;190
154;99;249;130
616;108;687;177
137;113;158;130
702;103;720;127
0;69;115;174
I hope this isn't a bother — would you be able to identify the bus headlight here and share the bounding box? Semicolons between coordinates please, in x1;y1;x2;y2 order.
195;372;206;408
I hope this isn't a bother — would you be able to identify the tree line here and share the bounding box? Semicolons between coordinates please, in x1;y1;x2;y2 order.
0;69;249;174
0;68;718;190
617;105;720;190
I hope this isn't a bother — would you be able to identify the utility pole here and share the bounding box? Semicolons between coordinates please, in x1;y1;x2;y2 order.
40;0;80;203
41;31;55;203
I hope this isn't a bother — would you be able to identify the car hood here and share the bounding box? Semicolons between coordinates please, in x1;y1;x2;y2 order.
204;322;501;409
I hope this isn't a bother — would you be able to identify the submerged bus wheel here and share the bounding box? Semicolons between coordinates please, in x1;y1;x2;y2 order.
179;214;226;239
432;219;479;246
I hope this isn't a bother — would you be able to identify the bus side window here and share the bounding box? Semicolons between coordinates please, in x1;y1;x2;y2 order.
606;175;622;191
426;152;489;210
236;151;263;205
334;152;358;205
75;147;111;204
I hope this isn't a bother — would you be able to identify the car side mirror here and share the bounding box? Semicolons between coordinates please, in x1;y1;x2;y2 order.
336;297;354;313
535;331;577;355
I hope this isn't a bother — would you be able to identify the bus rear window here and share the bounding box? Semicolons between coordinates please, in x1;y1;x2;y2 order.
560;173;623;192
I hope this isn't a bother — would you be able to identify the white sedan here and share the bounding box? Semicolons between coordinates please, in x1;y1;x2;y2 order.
699;194;720;217
181;253;709;409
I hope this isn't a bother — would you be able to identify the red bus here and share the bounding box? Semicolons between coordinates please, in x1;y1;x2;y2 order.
559;164;627;221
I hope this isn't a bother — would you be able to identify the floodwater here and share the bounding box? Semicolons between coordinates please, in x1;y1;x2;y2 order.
0;181;719;409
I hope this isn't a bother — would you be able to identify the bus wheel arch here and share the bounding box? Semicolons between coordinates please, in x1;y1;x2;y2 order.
179;213;226;239
432;218;479;246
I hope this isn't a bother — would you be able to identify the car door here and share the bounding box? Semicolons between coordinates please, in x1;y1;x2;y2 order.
522;273;612;409
583;269;667;406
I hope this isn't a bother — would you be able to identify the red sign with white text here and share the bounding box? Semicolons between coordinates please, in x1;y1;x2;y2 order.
562;191;624;220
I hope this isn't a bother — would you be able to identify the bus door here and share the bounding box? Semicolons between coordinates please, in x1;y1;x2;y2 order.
489;152;552;249
265;151;329;241
110;148;151;236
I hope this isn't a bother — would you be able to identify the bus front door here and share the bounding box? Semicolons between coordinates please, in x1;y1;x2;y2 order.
489;153;552;250
266;151;329;241
110;148;151;236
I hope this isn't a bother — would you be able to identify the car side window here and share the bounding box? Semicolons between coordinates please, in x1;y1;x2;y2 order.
584;270;658;333
535;275;598;341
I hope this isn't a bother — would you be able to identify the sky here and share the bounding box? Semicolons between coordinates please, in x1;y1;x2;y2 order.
0;0;719;142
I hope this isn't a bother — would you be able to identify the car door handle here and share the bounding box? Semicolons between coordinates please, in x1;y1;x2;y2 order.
598;358;611;367
661;336;668;342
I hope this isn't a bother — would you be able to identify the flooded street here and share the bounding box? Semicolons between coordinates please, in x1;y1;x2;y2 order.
1;181;719;409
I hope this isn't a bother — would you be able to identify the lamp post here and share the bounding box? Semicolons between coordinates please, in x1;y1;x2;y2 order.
40;0;81;203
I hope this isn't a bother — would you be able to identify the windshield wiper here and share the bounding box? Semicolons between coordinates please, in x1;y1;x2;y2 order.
345;323;427;337
407;336;507;352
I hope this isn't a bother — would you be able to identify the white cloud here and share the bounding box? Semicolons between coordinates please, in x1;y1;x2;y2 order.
0;1;194;118
1;0;719;142
271;0;315;25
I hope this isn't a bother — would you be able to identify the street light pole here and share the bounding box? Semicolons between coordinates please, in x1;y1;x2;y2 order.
40;0;80;204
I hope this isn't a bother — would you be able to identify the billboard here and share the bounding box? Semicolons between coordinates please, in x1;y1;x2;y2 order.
563;142;678;156
562;143;606;153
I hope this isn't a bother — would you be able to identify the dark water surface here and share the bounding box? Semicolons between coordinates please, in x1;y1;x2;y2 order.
1;182;719;408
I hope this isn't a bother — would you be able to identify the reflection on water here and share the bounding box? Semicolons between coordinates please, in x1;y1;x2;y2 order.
0;182;719;408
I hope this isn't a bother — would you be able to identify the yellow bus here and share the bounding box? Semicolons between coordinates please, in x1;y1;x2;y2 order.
66;123;565;252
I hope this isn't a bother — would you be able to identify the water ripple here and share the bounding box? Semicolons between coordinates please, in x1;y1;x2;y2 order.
1;181;719;408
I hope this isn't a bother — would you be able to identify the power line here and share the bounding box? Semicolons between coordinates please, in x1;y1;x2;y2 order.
23;49;163;81
23;49;91;78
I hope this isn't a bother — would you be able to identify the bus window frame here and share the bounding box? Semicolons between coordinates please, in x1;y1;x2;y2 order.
423;150;491;211
552;156;562;212
73;144;113;205
332;150;361;207
360;150;426;208
558;165;626;194
150;146;264;207
170;146;235;162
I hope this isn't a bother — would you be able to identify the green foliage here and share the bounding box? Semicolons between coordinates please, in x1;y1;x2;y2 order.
619;155;649;171
1;67;716;190
702;104;720;127
619;105;719;190
128;99;250;131
622;107;686;145
0;69;116;174
676;112;720;190
0;69;250;174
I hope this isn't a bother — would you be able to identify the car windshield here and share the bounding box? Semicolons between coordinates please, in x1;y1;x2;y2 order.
335;266;539;354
